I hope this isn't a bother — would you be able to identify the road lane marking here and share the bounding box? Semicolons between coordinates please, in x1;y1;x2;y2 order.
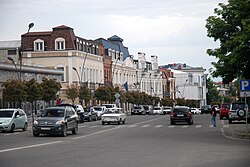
182;125;189;128
89;125;100;128
196;125;202;128
168;125;175;128
73;126;121;140
129;125;137;128
223;125;229;128
0;141;63;153
155;125;163;128
142;125;150;128
209;125;214;128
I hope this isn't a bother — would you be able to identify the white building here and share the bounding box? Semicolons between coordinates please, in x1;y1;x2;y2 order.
172;66;207;107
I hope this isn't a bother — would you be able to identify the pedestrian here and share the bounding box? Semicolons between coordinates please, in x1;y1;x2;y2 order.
211;106;217;127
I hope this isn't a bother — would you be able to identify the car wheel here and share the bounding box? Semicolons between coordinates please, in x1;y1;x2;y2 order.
61;125;67;137
220;116;223;120
102;121;105;125
33;131;40;137
89;117;92;122
170;121;175;125
122;120;126;124
228;119;233;124
72;125;78;135
10;124;15;133
22;122;28;131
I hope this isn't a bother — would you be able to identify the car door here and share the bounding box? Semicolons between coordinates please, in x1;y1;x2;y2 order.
14;110;23;128
66;107;74;130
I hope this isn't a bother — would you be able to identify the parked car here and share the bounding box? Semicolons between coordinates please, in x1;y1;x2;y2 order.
91;106;107;120
57;104;85;123
162;106;172;115
32;106;78;137
153;106;163;115
170;106;193;125
131;105;146;115
143;105;153;115
102;108;126;125
0;109;28;132
228;102;250;124
190;108;201;115
219;103;230;120
201;105;212;114
83;108;98;122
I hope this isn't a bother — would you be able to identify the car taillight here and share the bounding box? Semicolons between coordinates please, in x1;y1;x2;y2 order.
170;112;174;118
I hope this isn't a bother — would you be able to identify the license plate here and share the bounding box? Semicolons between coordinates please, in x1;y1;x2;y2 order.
177;114;184;117
41;127;50;130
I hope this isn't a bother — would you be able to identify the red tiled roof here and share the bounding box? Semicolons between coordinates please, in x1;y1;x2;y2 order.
53;25;71;29
22;31;52;36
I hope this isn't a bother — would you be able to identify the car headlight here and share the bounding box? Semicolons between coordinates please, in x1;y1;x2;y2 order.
33;120;38;125
3;120;11;124
56;120;65;125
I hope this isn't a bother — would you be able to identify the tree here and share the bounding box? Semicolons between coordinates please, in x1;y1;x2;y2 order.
40;77;61;104
161;97;174;107
206;0;250;83
206;77;219;105
25;79;42;114
65;83;79;104
3;79;28;107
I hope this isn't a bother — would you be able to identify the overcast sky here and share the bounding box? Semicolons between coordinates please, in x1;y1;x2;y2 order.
0;0;228;77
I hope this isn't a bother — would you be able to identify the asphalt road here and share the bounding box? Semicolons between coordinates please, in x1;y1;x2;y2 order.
0;114;249;167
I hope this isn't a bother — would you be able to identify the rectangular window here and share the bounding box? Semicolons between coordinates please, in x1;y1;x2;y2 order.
7;50;17;55
35;42;43;51
56;41;64;50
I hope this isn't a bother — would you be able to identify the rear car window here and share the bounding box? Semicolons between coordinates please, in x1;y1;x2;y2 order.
231;103;246;110
173;108;189;113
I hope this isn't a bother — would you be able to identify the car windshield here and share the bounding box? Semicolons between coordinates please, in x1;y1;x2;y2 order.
93;107;102;111
0;110;14;118
42;108;65;117
102;104;114;108
134;106;142;109
154;107;161;110
232;103;246;110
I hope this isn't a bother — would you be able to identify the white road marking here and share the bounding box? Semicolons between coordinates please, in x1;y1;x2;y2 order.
223;125;229;128
209;125;214;128
168;125;175;128
129;125;137;128
196;125;202;128
0;141;63;153
155;125;163;128
182;125;189;128
142;125;150;128
89;125;100;128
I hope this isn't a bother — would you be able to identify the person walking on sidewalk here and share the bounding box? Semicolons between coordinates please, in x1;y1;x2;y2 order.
211;106;217;127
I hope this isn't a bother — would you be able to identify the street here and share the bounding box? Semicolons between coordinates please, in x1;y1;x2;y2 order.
0;114;249;167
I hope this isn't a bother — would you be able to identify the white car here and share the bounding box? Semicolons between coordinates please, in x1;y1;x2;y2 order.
0;108;28;132
191;108;201;114
102;108;126;125
91;106;107;120
153;107;163;115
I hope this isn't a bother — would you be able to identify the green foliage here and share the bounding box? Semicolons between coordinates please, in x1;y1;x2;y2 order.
94;86;117;102
25;78;42;102
206;78;219;104
3;79;28;102
161;97;175;107
65;84;79;104
81;84;91;103
40;77;61;102
206;0;250;83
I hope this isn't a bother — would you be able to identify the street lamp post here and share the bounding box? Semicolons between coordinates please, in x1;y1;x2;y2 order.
73;67;83;105
7;57;20;80
19;23;34;81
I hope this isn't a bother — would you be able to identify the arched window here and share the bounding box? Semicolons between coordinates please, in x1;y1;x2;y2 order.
55;37;65;50
34;39;44;51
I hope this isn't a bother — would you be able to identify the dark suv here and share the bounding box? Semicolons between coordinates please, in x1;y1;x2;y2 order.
170;107;193;125
228;102;249;124
33;106;79;137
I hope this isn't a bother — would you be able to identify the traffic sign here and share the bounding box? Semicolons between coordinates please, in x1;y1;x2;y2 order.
240;80;250;97
114;93;120;99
